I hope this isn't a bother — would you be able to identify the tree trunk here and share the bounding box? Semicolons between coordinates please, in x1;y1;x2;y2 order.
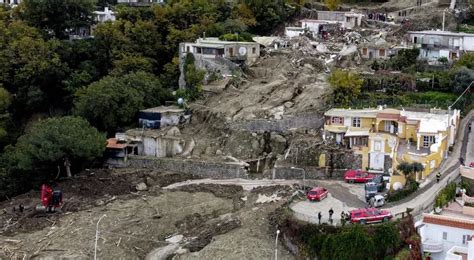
64;157;72;178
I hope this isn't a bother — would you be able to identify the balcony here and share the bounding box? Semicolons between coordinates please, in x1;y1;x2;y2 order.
446;246;468;260
422;239;444;253
324;124;348;133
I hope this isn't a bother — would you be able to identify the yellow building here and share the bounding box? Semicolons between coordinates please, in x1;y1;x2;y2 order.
323;107;460;180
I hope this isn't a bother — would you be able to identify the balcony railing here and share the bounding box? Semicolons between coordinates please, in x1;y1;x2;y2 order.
422;239;444;253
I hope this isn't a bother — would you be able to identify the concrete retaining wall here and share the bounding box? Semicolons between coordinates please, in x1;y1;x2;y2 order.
266;166;346;179
127;156;248;179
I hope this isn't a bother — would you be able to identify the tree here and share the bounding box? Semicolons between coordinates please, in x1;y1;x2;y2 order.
242;0;296;35
12;116;105;178
397;161;414;180
412;162;424;178
390;48;420;70
321;225;375;260
21;0;97;39
328;69;363;107
325;0;341;11
183;53;205;100
373;222;401;258
454;52;474;69
0;20;68;114
450;66;474;94
111;54;154;75
0;88;11;142
74;72;171;132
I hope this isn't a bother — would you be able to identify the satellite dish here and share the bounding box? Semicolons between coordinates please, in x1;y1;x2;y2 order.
238;47;247;56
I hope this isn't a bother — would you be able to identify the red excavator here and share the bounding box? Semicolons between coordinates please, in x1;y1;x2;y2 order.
36;183;63;212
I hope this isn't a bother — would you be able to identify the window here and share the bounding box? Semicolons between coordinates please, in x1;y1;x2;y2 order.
252;47;256;54
463;235;473;244
362;48;368;55
352;117;361;127
229;47;234;56
186;46;190;53
379;48;386;57
331;117;343;125
374;141;382;151
423;136;435;148
414;36;418;44
384;121;392;132
443;232;447;240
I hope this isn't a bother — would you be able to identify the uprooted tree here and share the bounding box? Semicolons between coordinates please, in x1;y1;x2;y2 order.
8;116;106;178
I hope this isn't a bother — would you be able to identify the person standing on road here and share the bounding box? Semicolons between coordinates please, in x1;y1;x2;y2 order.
318;212;322;224
329;208;334;224
436;172;441;183
340;211;346;226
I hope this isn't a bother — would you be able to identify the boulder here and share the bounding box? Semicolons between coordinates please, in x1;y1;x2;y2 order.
136;182;148;191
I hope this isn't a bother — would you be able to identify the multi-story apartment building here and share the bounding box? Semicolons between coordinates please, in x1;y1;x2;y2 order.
323;107;460;180
407;30;474;62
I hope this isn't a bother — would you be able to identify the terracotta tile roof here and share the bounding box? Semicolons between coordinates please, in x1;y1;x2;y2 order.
423;214;474;230
106;138;127;149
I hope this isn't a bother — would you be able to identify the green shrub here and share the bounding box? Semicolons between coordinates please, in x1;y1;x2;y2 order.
435;182;457;208
386;180;419;202
218;32;253;42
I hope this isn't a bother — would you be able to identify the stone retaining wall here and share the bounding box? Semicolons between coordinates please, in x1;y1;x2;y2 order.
229;114;324;133
127;156;248;179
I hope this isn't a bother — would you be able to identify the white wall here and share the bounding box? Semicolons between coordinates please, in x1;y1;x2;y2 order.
285;28;304;38
463;36;474;51
420;222;474;260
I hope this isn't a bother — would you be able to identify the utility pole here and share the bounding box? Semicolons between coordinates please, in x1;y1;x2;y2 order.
449;81;473;113
94;214;107;260
274;229;280;260
442;9;446;31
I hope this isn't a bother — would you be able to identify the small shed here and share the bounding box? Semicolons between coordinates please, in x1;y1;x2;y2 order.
138;106;191;129
360;37;392;60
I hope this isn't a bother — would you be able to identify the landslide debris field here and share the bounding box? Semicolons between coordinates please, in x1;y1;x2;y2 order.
0;169;295;259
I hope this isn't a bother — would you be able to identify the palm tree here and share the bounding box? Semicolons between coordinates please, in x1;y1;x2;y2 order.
397;162;414;181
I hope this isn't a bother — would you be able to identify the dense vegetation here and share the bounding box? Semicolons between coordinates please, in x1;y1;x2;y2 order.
273;208;420;260
0;0;302;198
329;51;474;111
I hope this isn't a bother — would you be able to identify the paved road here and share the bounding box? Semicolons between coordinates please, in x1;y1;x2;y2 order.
386;111;473;218
165;111;473;224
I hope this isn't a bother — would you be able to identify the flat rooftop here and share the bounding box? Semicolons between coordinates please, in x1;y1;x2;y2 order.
408;30;474;37
140;106;184;113
324;108;380;118
401;110;449;134
194;37;258;46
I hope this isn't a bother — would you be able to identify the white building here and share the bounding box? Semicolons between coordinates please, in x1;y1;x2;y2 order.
316;11;363;29
180;37;260;65
117;0;164;5
284;13;361;39
407;31;474;62
419;198;474;259
94;7;115;23
0;0;20;6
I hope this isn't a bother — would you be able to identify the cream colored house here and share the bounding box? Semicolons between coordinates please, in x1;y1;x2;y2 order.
323;107;460;180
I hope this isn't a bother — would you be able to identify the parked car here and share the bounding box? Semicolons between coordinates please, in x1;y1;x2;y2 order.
344;170;375;183
349;208;392;224
469;162;474;168
365;175;386;201
368;195;385;208
306;187;329;201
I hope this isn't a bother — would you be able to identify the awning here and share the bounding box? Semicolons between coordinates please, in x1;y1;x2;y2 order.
344;129;370;137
